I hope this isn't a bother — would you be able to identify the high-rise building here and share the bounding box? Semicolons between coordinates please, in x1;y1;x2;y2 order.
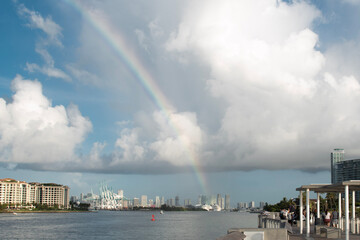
238;202;249;209
133;198;139;207
170;198;175;207
221;197;225;209
331;149;345;183
155;196;160;208
331;149;360;200
0;178;70;208
117;190;124;209
237;203;242;209
335;159;360;183
117;190;124;198
225;194;230;210
140;195;147;207
259;201;265;209
201;195;207;205
123;200;128;208
217;194;221;206
161;196;165;206
37;183;70;208
148;199;154;207
249;201;255;208
175;196;180;206
70;196;77;203
210;195;216;205
184;199;191;206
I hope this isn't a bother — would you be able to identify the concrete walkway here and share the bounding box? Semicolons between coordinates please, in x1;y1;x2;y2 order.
289;226;360;240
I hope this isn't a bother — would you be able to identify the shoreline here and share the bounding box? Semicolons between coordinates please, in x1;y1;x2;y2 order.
0;210;89;214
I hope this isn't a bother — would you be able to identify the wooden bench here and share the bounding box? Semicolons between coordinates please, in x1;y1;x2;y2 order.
320;227;341;238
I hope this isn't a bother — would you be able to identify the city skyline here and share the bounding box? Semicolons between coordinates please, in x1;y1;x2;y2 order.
75;188;269;209
1;1;360;204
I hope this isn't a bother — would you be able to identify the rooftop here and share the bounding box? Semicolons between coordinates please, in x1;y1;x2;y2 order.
296;180;360;193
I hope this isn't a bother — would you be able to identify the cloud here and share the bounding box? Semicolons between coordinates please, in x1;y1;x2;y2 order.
164;0;360;171
66;64;101;85
149;19;164;38
324;40;360;81
0;75;202;174
135;29;149;51
17;3;62;46
25;47;71;81
342;0;360;5
17;3;70;81
6;0;360;174
0;75;92;166
26;63;71;82
149;111;203;166
109;110;203;170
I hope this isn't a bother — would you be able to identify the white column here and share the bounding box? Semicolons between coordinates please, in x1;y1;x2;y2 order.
300;190;303;234
339;192;342;229
345;185;349;240
306;188;310;237
352;190;356;233
317;192;320;218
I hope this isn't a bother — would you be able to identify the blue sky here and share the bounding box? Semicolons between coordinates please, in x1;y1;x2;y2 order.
1;0;360;206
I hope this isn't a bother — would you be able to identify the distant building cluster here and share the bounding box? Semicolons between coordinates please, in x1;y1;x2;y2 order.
75;189;269;212
331;148;360;184
0;178;70;208
195;194;227;210
237;201;264;210
331;148;360;199
75;187;234;211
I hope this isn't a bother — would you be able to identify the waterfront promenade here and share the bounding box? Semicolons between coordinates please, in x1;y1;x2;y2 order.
255;212;360;240
289;226;360;240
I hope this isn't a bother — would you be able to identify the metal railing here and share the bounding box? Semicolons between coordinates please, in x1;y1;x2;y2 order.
259;214;360;235
338;217;360;234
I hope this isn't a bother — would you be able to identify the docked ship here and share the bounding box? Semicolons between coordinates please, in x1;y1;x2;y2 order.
211;204;221;212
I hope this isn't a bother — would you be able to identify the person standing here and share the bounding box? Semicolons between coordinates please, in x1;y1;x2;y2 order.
332;210;339;228
324;210;331;226
321;211;326;224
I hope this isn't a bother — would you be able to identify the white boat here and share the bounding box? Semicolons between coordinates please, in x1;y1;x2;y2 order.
160;210;164;214
201;204;212;211
212;204;222;212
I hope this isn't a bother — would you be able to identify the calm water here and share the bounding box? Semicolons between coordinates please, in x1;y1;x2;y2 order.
0;211;258;239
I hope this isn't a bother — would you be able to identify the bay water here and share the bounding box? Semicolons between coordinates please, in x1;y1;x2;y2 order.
0;211;258;239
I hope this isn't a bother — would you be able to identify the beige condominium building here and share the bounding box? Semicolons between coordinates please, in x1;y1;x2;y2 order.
0;178;70;208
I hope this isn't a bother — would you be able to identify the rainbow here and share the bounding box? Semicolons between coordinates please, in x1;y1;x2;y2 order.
66;0;209;195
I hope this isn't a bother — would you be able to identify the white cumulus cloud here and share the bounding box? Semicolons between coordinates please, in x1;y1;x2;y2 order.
164;0;360;171
8;0;360;174
150;111;203;166
0;75;92;165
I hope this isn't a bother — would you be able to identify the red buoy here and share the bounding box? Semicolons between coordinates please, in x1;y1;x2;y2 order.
151;214;155;221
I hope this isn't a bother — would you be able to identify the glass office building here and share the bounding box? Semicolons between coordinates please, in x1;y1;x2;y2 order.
331;149;345;184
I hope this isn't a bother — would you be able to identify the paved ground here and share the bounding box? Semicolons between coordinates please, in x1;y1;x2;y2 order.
289;226;360;240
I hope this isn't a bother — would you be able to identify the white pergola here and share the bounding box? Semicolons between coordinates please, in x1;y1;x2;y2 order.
296;180;360;240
